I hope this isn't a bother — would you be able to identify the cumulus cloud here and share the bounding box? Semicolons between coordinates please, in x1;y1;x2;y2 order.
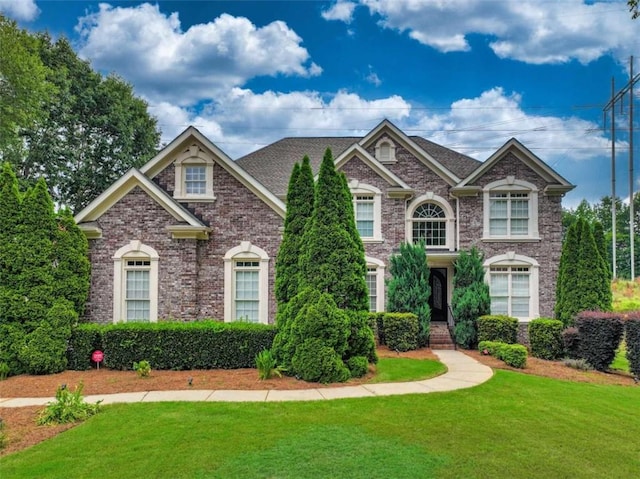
357;0;637;64
75;3;322;105
322;1;358;23
0;0;39;21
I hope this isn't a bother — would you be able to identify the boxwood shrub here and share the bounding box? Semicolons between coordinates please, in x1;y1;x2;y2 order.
528;318;564;360
477;315;518;344
575;311;624;371
624;312;640;378
382;313;419;352
69;321;276;370
478;340;527;368
67;324;104;370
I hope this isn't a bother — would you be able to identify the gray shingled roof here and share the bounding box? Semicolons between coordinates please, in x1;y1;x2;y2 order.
236;135;481;198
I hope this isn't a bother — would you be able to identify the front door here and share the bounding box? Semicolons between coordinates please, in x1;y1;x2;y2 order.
429;268;447;322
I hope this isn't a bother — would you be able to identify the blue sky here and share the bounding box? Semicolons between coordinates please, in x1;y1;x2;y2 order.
2;0;639;207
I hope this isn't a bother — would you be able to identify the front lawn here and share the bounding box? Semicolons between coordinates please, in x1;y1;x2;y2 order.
2;371;638;478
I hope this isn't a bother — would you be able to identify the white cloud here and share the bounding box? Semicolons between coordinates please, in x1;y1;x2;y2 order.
75;3;321;105
322;1;358;23
0;0;39;21
358;0;637;64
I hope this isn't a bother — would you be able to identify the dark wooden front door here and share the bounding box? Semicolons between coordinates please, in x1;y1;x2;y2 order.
429;268;447;322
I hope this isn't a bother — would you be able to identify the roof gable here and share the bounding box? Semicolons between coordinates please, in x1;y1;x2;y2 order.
456;138;574;194
141;126;286;218
334;144;412;191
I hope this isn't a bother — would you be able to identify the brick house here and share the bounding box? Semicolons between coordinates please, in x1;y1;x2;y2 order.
75;120;574;329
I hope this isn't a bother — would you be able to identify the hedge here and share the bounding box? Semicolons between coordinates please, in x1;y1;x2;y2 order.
528;318;564;360
477;315;518;344
562;327;581;359
575;311;623;371
67;324;103;370
68;321;276;370
624;312;640;378
478;340;527;368
381;313;419;352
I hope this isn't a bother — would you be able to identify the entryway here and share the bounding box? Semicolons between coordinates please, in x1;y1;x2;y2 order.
429;268;447;322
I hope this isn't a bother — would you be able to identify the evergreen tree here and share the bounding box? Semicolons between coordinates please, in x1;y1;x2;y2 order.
300;148;368;312
387;241;431;347
555;219;581;325
452;247;491;348
0;162;22;320
593;221;611;283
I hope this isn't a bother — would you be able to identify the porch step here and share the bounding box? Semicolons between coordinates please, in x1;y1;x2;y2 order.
430;322;456;350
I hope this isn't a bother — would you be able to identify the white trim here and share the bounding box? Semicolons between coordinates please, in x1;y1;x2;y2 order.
350;180;383;242
406;193;456;251
173;145;216;201
365;256;386;313
483;252;540;322
334;144;412;190
112;240;159;323
482;178;540;241
224;241;270;324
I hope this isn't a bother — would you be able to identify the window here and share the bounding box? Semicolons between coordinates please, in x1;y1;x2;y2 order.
355;195;375;237
234;261;260;322
224;242;270;324
485;253;539;321
173;144;215;200
113;241;159;323
349;181;382;242
375;138;396;163
406;194;455;250
483;178;539;240
365;257;385;312
412;203;447;246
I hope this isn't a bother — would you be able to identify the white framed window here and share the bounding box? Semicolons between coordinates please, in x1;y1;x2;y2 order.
113;241;159;323
375;138;396;163
174;144;215;201
484;252;539;321
406;193;455;250
483;178;539;241
224;241;270;324
365;256;386;312
349;181;382;242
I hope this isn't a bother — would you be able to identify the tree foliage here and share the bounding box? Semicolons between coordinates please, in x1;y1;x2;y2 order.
630;0;639;19
386;241;431;347
1;29;160;212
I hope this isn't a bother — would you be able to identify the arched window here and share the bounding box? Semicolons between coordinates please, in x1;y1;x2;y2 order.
224;241;270;324
484;252;539;321
375;138;396;163
113;240;159;323
406;193;455;250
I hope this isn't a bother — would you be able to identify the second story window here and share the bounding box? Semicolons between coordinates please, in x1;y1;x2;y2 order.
412;203;447;247
185;166;207;195
355;195;375;237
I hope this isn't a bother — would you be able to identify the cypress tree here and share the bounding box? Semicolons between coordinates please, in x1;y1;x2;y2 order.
593;221;612;283
0;162;22;320
555;219;581;325
300;148;368;312
386;241;431;347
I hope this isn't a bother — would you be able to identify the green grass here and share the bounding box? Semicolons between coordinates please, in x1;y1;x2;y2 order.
612;279;640;312
610;341;630;372
2;372;639;478
368;358;446;383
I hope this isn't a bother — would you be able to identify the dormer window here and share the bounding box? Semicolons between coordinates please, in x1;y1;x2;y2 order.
174;145;216;201
375;138;396;164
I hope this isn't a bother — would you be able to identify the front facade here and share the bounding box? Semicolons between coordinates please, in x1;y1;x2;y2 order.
75;120;573;326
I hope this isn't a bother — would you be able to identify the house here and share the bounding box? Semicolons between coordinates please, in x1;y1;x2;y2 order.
74;120;574;335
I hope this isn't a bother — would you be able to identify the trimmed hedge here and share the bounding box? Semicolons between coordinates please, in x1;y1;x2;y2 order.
67;324;103;370
624;312;640;378
382;313;419;352
477;315;518;344
562;327;581;359
575;311;623;371
529;318;564;360
478;340;527;368
368;312;385;345
68;321;276;370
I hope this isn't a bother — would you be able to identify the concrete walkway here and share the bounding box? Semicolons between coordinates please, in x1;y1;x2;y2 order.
0;350;492;408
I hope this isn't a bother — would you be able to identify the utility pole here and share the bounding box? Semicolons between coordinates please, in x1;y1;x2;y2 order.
611;77;617;278
603;56;639;280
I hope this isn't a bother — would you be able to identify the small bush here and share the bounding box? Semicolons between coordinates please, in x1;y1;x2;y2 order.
0;362;9;380
477;315;518;344
562;327;581;359
37;383;101;425
529;318;564;360
345;310;377;364
562;358;593;371
624;312;640;377
291;338;350;383
382;313;419;352
133;360;151;378
575;311;624;371
345;355;369;378
478;340;504;356
368;312;384;344
455;320;478;350
255;349;282;380
19;322;68;375
478;340;527;368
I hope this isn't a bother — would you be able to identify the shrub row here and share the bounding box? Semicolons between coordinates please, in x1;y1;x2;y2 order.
478;340;527;369
574;311;624;371
380;313;419;352
477;315;518;344
528;318;564;360
67;321;276;370
623;312;640;378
